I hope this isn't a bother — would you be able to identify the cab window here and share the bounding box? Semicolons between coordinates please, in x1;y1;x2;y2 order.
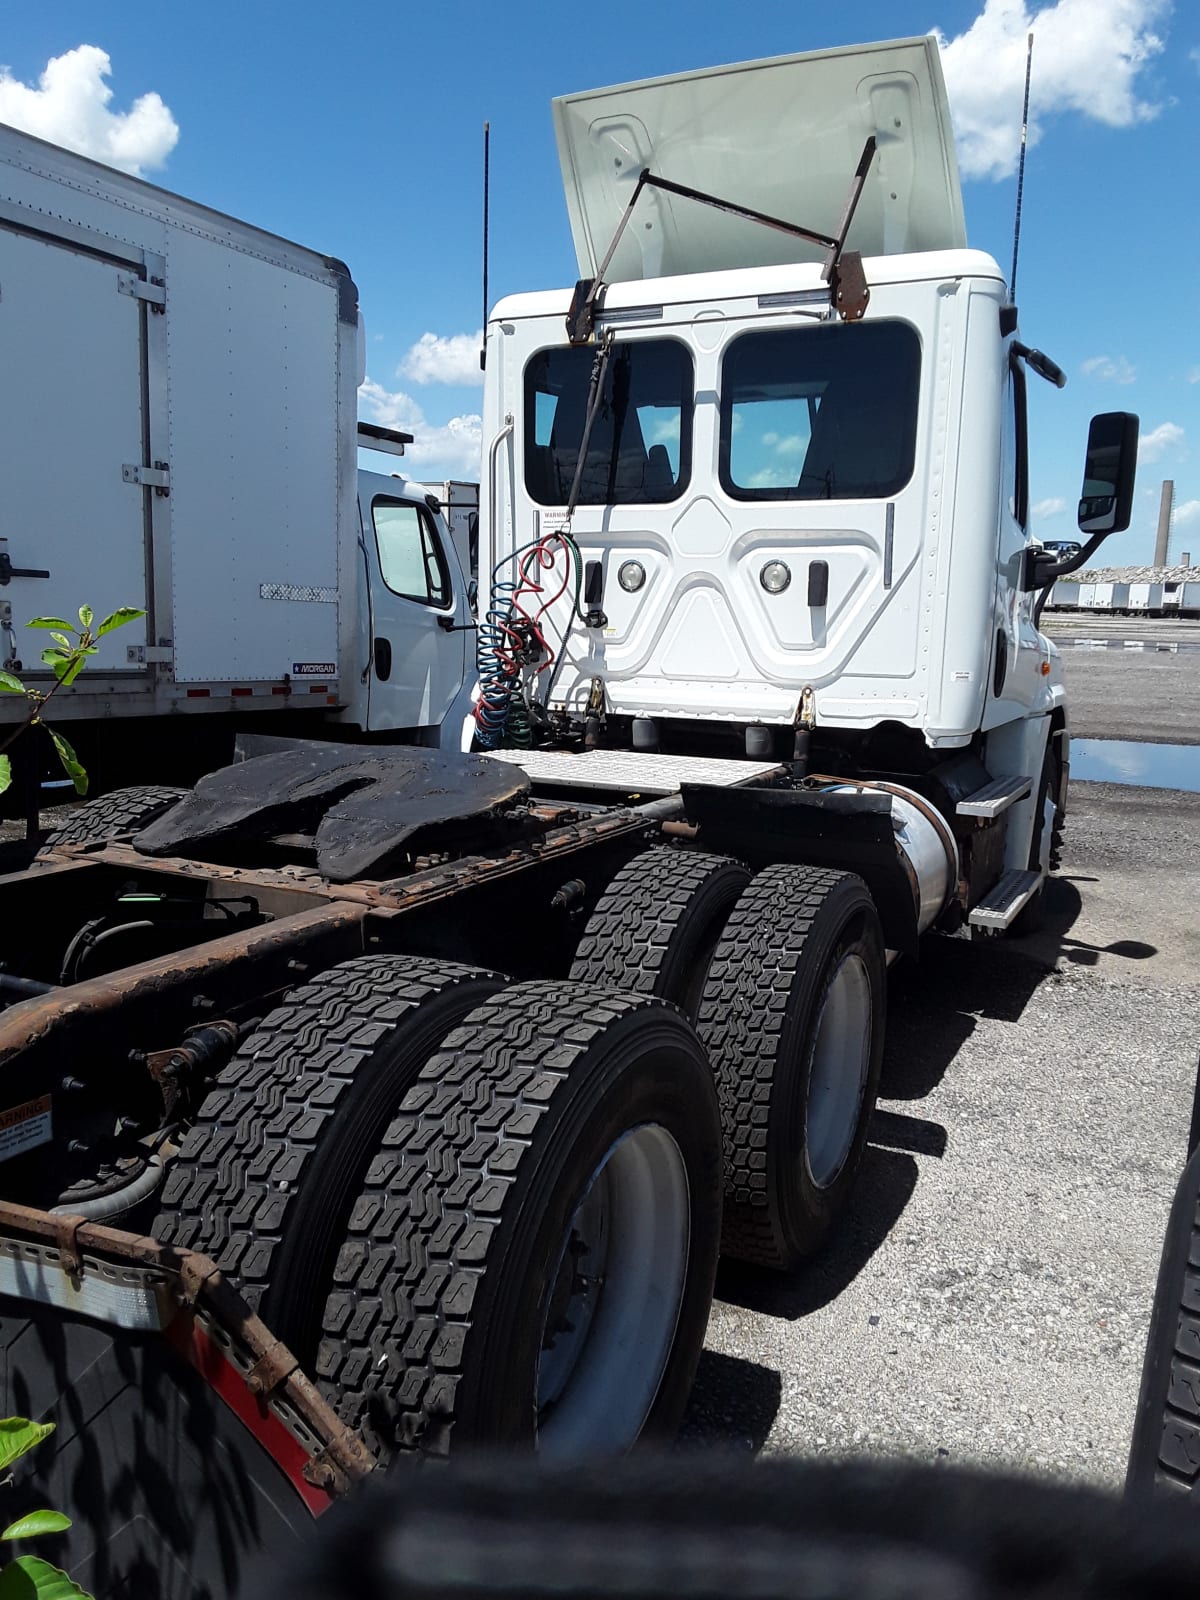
525;339;693;506
372;499;450;606
719;321;921;500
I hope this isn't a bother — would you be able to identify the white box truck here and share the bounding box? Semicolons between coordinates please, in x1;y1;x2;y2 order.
418;479;479;581
0;125;475;791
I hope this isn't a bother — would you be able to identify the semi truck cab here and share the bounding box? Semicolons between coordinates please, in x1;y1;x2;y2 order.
474;36;1137;926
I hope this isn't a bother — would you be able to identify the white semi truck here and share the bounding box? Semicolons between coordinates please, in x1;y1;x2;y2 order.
0;38;1141;1595
0;124;475;793
474;34;1137;938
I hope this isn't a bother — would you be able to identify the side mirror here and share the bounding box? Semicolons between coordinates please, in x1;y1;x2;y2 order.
1078;412;1138;536
467;578;479;615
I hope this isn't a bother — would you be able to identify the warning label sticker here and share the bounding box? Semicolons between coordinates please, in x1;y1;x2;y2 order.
0;1095;51;1163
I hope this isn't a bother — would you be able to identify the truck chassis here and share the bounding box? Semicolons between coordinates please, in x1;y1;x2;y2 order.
0;736;1047;1591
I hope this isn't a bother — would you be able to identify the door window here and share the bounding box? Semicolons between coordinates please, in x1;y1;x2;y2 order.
372;499;450;606
524;339;693;505
719;321;921;500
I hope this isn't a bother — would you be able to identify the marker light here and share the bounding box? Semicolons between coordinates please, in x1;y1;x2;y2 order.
760;560;791;594
618;560;646;593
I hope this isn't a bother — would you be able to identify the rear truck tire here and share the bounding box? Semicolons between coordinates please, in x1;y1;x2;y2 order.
697;865;885;1272
315;983;723;1461
153;955;505;1369
1010;739;1064;937
38;783;188;852
568;847;750;1018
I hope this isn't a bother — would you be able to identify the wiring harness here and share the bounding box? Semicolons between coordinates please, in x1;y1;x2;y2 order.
474;532;584;748
475;332;614;750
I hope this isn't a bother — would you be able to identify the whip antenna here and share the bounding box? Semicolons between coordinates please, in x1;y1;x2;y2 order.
481;121;490;370
1010;32;1034;299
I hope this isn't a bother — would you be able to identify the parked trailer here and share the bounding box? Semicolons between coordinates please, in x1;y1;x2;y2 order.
1047;579;1081;611
1127;582;1164;615
1079;582;1130;612
0;35;1141;1597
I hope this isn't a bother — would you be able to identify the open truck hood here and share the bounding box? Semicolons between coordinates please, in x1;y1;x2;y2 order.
553;36;965;282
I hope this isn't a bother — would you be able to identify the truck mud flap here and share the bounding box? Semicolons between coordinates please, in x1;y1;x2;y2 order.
679;782;919;955
0;1201;373;1599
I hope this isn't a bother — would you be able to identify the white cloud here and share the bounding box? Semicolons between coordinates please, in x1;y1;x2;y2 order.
1174;499;1200;528
1188;367;1200;384
1032;496;1066;517
399;331;484;387
359;379;482;478
1138;421;1185;463
0;45;178;175
936;0;1169;181
1081;354;1136;384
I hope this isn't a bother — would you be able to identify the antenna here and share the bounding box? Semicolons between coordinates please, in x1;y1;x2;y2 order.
480;122;490;371
1010;32;1034;299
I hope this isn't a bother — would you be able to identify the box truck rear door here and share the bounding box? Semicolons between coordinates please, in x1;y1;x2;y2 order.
0;227;149;675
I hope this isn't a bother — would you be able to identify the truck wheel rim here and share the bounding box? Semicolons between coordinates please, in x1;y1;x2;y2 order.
536;1123;690;1457
805;952;872;1189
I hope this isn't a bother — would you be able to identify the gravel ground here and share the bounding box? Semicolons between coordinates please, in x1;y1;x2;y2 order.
1048;616;1200;745
685;777;1199;1487
8;635;1197;1492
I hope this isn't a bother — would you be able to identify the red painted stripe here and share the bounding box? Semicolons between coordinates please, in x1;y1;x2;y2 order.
164;1312;331;1517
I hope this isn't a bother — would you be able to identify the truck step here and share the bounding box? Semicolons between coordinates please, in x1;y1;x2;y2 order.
956;774;1032;818
967;867;1041;930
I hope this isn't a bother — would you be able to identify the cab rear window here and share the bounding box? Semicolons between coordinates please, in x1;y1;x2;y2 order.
719;321;921;501
525;339;693;506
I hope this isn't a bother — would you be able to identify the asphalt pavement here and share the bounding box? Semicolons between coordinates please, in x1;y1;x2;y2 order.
685;641;1200;1485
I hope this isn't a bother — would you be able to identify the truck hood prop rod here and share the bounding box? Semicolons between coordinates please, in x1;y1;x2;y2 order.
566;137;877;345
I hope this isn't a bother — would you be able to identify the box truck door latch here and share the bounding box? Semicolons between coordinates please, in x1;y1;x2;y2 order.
116;272;166;309
0;553;50;585
122;462;171;496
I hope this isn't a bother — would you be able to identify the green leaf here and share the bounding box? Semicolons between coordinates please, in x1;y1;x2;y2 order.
0;672;25;695
1;1513;70;1542
55;657;88;689
0;1420;53;1475
49;731;88;797
95;608;144;638
39;649;69;667
0;756;10;796
24;619;73;634
48;635;72;653
76;606;93;630
0;1554;94;1600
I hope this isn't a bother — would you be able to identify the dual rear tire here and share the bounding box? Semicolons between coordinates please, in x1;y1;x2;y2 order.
569;849;886;1271
156;847;885;1461
155;957;721;1462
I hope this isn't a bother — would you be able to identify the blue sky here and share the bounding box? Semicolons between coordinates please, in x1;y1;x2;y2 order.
2;1;1197;562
